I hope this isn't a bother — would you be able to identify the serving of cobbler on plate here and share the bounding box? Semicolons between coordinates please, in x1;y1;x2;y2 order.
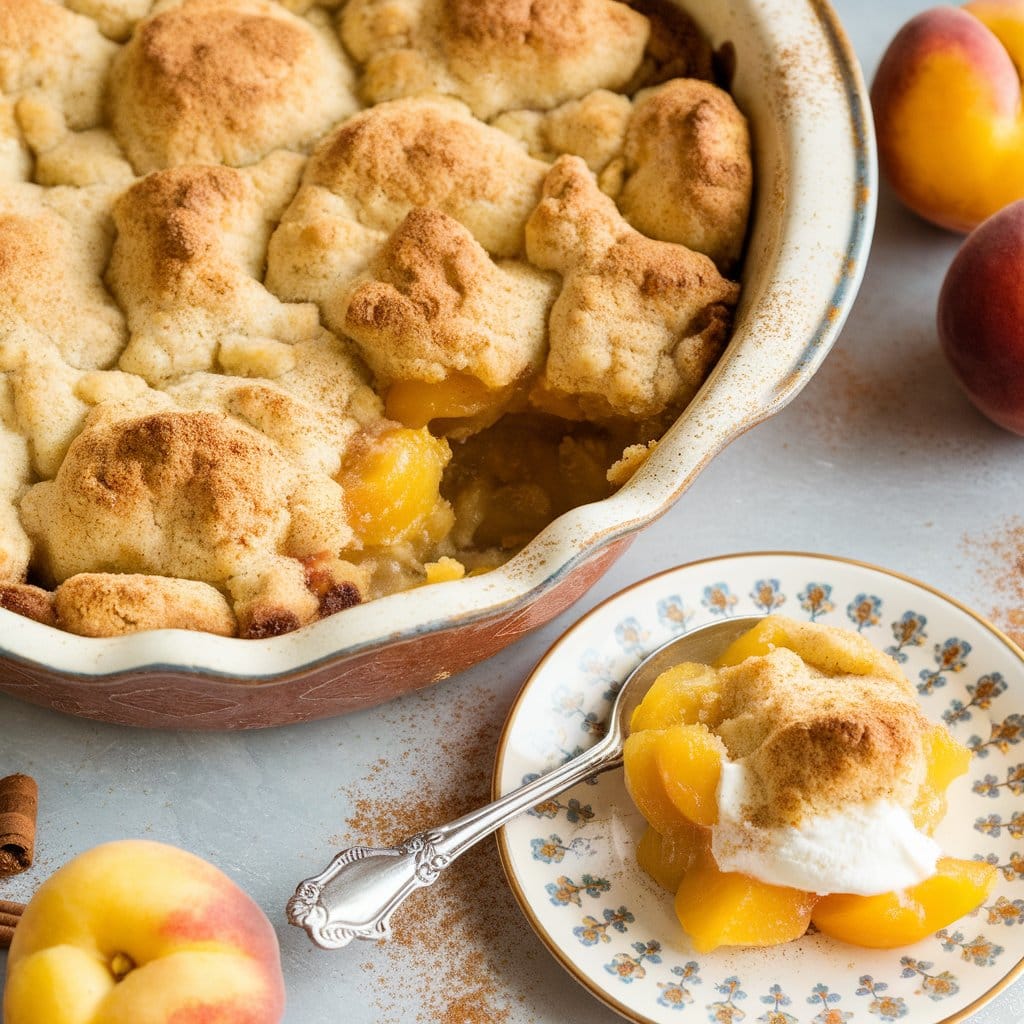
0;0;751;639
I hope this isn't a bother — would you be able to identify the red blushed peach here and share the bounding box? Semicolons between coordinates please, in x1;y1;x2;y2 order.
2;840;285;1024
938;199;1024;433
872;1;1024;231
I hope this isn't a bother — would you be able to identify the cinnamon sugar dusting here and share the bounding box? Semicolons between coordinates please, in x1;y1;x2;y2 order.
340;687;538;1023
962;516;1024;649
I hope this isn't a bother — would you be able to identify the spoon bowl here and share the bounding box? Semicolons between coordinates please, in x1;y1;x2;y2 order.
287;613;766;949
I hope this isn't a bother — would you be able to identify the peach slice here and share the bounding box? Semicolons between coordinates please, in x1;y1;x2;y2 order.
657;724;725;827
674;848;817;952
337;426;450;546
624;724;725;830
630;662;722;732
636;823;705;893
811;857;998;948
715;616;792;667
912;725;972;832
623;730;692;835
385;373;501;429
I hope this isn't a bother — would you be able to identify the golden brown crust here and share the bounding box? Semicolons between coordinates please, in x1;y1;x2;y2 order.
303;96;548;255
0;2;750;639
108;154;321;384
109;0;357;172
341;0;649;120
344;208;555;392
0;185;126;371
715;617;931;828
617;79;752;272
53;573;236;636
265;96;549;335
526;155;739;421
0;583;57;627
0;0;118;131
19;406;350;580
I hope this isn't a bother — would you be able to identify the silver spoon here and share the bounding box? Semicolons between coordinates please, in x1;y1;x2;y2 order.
286;613;764;949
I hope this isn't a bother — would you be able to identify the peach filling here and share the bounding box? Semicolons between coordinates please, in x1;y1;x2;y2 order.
811;857;997;948
337;426;451;546
622;622;994;951
385;374;506;432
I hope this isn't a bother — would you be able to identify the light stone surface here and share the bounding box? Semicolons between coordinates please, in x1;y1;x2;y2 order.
1;1;1022;1021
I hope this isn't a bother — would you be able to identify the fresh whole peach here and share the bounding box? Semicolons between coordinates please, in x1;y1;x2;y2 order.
872;0;1024;231
938;199;1024;433
2;839;285;1024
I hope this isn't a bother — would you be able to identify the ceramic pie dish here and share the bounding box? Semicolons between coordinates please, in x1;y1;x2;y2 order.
0;0;876;729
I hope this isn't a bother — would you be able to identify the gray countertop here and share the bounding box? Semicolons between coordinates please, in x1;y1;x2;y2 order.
3;0;1024;1021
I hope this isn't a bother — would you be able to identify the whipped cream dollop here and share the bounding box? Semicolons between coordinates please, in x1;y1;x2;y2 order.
712;759;941;896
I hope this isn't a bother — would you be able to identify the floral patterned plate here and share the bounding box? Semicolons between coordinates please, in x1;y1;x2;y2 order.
494;552;1024;1024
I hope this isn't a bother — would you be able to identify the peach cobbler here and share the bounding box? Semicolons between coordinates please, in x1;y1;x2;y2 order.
0;0;751;638
624;616;996;951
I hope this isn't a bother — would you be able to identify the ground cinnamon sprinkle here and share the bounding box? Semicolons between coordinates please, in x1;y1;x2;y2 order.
339;685;541;1024
961;516;1024;649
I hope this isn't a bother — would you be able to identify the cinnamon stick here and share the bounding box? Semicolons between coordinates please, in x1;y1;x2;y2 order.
0;899;24;949
0;774;38;876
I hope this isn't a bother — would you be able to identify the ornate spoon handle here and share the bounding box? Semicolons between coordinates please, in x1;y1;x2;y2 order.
287;734;622;948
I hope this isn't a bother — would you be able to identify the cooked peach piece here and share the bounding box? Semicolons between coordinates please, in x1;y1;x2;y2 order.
715;616;792;666
623;729;692;835
338;426;450;545
385;373;499;428
657;723;725;826
674;849;817;952
811;857;997;948
630;662;722;732
912;725;972;832
636;822;705;893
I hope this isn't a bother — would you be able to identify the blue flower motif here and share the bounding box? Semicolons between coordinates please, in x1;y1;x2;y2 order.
937;929;1004;966
969;712;1024;758
674;962;701;981
918;637;972;694
715;977;747;1000
969;672;1007;706
856;976;908;1020
943;699;967;726
702;583;738;617
847;593;882;631
604;952;646;982
974;774;1002;798
886;611;927;661
660;962;701;1007
984;896;1024;926
798;582;834;619
808;984;840;1004
615;617;648;654
658;983;695;1009
579;647;617;688
761;984;791;1006
658;596;693;633
530;835;566;863
606;905;635;933
565;798;594;824
975;814;1004;837
750;579;785;613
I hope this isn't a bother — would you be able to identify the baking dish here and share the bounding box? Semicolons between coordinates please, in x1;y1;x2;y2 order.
0;0;876;728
